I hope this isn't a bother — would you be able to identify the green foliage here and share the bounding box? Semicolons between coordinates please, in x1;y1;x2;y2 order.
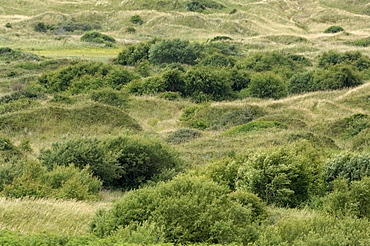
125;76;166;95
248;72;288;99
324;177;370;218
90;175;261;244
115;39;157;66
5;23;12;28
210;36;233;42
0;90;45;104
236;144;324;207
160;68;185;93
204;42;241;56
149;39;203;65
324;152;370;185
89;88;129;108
345;37;370;47
199;53;236;67
317;50;364;68
183;66;234;102
165;128;202;144
324;25;345;33
189;119;210;130
125;27;136;33
61;21;101;32
0;137;22;162
330;113;370;138
130;15;144;25
37;61;138;93
312;65;362;91
222;121;288;136
80;31;115;43
33;22;55;32
287;71;314;94
237;51;298;72
186;1;206;12
39;136;184;190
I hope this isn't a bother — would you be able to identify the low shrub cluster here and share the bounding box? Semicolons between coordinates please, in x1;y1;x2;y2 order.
80;32;115;44
38;135;185;190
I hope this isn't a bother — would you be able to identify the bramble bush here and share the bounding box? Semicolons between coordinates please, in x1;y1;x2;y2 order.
248;72;287;99
115;39;158;66
80;31;115;43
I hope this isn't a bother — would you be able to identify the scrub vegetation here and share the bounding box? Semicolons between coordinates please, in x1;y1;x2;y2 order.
1;0;370;245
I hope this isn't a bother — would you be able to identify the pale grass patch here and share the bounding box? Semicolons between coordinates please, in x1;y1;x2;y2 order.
0;197;111;235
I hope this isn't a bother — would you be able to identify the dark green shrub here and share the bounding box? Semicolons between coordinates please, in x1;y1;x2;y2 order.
248;72;288;99
125;27;136;33
90;175;261;244
324;177;370;218
80;32;115;43
204;41;241;56
324;26;344;33
160;68;185;93
317;50;363;68
183;66;234;101
165;128;201;144
287;71;314;94
237;51;297;72
126;76;166;95
229;68;250;91
5;23;11;28
0;90;45;104
33;22;54;32
89;88;129;108
130;15;144;25
115;39;157;66
199;53;236;67
210;36;233;42
229;8;237;14
324;152;370;185
149;39;203;65
236;146;318;207
37;62;137;93
39;136;184;190
186;1;206;11
222;121;288;136
312;65;362;91
0;137;22;162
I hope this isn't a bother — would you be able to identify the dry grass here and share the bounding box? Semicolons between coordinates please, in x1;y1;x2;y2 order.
0;197;110;235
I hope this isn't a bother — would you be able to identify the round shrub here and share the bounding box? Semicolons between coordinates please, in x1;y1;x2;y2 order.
248;72;288;99
89;175;262;244
89;88;129;108
158;91;181;101
324;26;344;33
130;15;144;25
80;32;115;43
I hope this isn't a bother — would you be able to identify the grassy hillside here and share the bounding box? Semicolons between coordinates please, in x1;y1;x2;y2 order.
1;0;370;245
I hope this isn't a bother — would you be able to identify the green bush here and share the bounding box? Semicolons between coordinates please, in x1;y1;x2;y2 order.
33;22;55;32
39;136;184;190
330;113;370;138
248;72;288;99
312;65;362;91
324;152;370;185
49;95;75;104
125;27;136;33
165;128;201;144
90;175;262;244
80;31;115;43
0;90;45;104
37;62;138;93
237;51;297;72
222;121;288;136
199;53;236;67
324;177;370;218
160;68;185;93
149;39;203;65
115;39;157;66
0;137;22;162
130;15;144;25
324;26;345;33
236;145;323;207
183;66;234;101
287;71;314;94
317;50;363;68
